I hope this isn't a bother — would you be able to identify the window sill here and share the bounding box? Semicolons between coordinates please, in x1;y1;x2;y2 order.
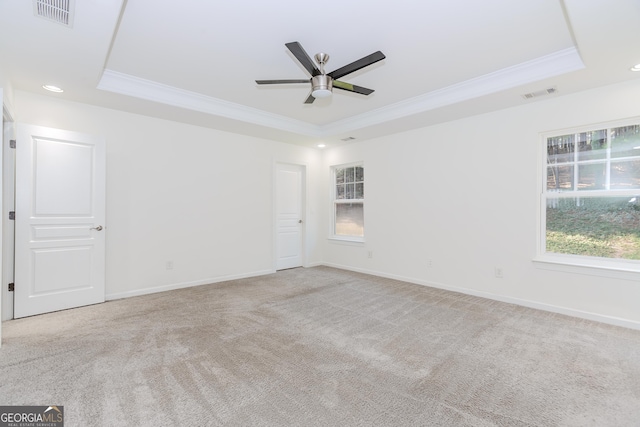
328;236;365;245
533;254;640;281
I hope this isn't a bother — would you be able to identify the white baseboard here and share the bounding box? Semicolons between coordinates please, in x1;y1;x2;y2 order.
322;262;640;331
106;268;275;301
304;261;324;268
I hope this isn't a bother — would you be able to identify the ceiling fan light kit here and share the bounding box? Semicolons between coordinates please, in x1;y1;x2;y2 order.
311;74;332;98
256;41;385;104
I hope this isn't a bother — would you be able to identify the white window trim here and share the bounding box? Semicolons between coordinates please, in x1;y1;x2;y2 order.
535;117;640;279
329;162;365;243
328;235;365;244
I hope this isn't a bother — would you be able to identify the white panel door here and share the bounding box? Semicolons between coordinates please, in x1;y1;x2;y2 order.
14;124;105;318
276;164;303;270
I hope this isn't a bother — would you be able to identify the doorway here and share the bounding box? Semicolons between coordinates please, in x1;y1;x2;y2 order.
275;163;305;270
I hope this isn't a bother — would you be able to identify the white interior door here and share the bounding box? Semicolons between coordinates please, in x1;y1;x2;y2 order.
14;124;105;318
276;163;303;270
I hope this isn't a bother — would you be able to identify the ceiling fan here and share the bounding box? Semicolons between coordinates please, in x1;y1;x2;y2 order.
256;41;385;104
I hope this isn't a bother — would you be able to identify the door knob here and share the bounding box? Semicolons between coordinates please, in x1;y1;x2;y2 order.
298;219;303;223
91;225;103;231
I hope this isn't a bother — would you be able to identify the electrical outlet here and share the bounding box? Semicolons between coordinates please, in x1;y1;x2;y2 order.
368;251;373;259
494;267;503;278
427;259;433;268
166;261;174;270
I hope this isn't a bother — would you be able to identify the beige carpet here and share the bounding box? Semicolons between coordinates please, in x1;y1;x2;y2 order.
1;266;639;426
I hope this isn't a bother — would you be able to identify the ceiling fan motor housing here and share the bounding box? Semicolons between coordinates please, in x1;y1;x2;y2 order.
312;74;333;96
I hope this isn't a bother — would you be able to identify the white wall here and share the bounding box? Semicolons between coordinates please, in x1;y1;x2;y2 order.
8;79;640;329
1;70;14;113
12;91;322;300
322;79;640;328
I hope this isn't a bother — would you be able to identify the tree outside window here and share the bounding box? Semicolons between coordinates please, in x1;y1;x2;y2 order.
544;123;640;260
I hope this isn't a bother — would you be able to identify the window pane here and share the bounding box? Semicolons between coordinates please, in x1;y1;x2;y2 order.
333;164;364;238
547;134;575;164
335;202;364;237
345;167;355;183
547;165;573;191
611;125;640;159
546;196;640;260
577;163;606;191
577;130;607;161
610;159;640;189
345;183;355;199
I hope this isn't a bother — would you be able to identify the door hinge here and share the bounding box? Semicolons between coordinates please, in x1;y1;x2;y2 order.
8;211;15;220
8;283;14;292
9;139;16;149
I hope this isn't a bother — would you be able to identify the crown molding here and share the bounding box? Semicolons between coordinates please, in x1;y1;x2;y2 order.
322;47;585;136
97;69;320;136
97;47;584;139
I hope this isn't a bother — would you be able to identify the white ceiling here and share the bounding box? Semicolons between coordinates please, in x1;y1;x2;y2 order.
1;0;640;147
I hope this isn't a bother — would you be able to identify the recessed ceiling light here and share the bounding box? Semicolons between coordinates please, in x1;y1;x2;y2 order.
42;84;63;93
631;64;640;72
317;144;326;148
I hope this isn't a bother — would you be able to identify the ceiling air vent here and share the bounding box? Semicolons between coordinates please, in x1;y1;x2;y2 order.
341;136;356;142
522;87;557;100
33;0;75;27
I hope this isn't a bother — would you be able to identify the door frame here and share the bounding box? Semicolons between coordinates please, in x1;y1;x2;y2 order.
273;161;307;271
1;103;15;322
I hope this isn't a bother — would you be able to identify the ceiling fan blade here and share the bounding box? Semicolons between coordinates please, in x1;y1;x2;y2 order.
256;79;309;85
304;92;316;104
333;80;374;95
328;51;385;80
286;42;321;77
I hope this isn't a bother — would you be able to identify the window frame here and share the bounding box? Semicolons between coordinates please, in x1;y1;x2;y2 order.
535;117;640;278
329;162;365;243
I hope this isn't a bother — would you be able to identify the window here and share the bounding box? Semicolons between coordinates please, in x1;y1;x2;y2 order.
332;164;364;240
542;121;640;263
